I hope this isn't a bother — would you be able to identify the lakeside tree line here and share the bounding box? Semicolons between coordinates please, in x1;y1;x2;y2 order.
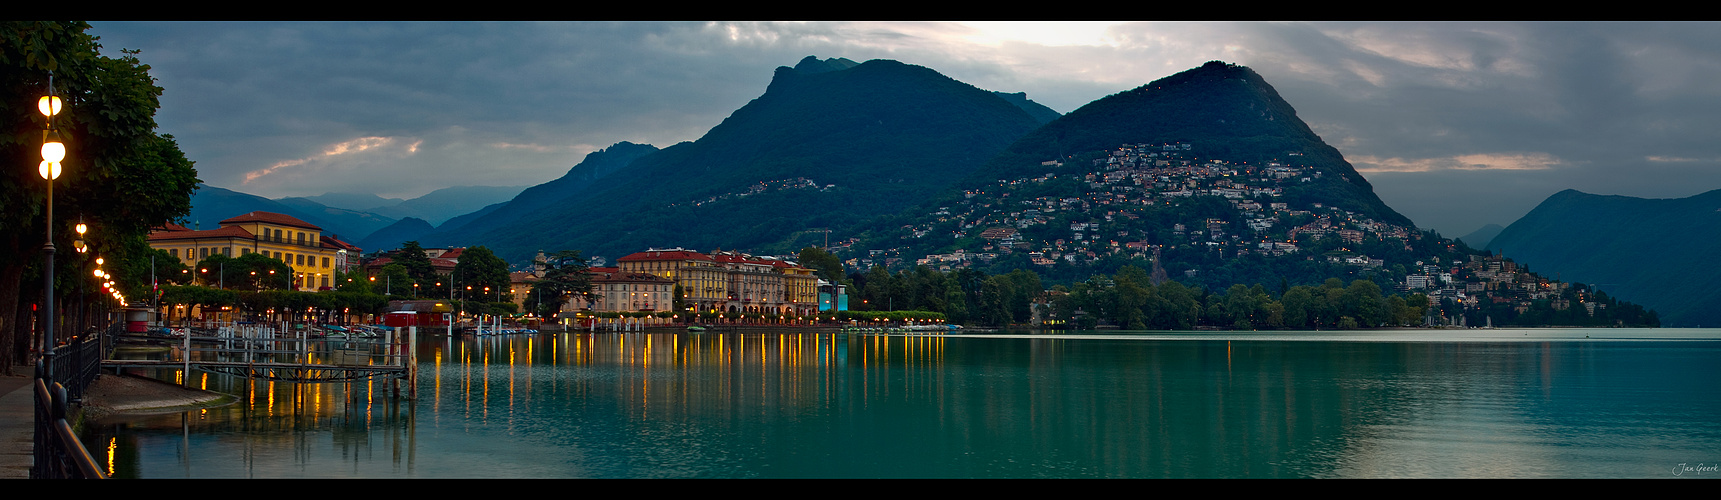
835;253;1433;329
829;246;1657;329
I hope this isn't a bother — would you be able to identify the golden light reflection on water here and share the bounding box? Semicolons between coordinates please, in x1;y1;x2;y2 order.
91;331;1721;478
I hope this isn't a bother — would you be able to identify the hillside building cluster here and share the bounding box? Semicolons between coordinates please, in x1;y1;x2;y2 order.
859;142;1415;274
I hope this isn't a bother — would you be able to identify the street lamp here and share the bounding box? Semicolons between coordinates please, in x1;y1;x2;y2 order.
39;75;64;360
74;221;88;337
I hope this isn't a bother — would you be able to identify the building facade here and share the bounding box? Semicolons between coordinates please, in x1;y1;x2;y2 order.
147;211;360;291
616;247;819;317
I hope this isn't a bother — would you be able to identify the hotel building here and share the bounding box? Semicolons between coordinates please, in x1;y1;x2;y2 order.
147;211;359;291
615;248;819;316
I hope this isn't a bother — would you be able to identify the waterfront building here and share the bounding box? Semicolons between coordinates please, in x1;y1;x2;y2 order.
617;247;819;317
147;211;359;291
509;271;538;312
593;271;676;312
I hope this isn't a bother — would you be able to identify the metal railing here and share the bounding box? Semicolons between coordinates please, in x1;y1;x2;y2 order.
42;332;106;401
30;323;111;479
32;373;104;479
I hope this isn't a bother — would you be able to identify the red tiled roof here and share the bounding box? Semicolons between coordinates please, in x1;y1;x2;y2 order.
365;256;456;273
618;250;713;262
148;226;254;242
219;211;321;231
321;235;361;253
594;271;674;284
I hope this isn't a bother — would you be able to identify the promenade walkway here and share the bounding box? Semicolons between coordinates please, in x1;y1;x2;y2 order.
0;364;35;479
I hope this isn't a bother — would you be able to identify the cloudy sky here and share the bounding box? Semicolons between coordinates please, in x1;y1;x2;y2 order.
88;21;1721;237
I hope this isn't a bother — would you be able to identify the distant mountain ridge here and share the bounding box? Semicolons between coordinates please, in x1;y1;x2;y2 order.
417;141;661;248
188;184;394;244
287;185;526;227
432;56;1053;262
1458;223;1505;249
357;217;436;253
1488;189;1721;327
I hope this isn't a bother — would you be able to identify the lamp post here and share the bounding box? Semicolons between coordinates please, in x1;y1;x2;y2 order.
39;74;65;368
74;220;87;339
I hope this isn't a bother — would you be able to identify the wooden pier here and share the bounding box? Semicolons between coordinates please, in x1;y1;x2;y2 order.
104;324;421;397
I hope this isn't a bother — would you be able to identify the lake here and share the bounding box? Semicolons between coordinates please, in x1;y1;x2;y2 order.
83;328;1721;478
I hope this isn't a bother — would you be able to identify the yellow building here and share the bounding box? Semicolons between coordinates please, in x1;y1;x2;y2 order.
147;211;360;291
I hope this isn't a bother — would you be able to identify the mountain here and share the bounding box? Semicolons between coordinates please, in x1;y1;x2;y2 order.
357;217;437;254
429;142;660;238
437;57;1047;262
291;186;526;227
970;61;1411;228
363;185;528;226
297;192;403;212
188;184;396;244
992;91;1061;124
1457;223;1505;249
1487;189;1721;327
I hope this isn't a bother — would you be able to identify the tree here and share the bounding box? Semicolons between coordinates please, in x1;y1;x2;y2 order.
374;264;412;297
335;268;372;293
2;22;199;370
530;250;593;319
393;241;438;290
798;246;845;281
452;246;509;303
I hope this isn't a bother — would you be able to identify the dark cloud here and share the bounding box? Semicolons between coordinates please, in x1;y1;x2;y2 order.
87;22;1721;236
1228;22;1721;234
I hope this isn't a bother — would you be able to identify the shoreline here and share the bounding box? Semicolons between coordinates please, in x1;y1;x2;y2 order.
78;373;236;421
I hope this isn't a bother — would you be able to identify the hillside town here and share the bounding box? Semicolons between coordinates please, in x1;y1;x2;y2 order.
829;142;1650;327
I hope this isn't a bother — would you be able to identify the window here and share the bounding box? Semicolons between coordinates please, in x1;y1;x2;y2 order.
297;254;305;266
171;248;179;259
323;257;330;268
200;247;208;258
224;247;232;256
297;232;305;245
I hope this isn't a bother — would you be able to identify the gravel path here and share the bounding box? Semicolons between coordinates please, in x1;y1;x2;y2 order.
80;374;233;418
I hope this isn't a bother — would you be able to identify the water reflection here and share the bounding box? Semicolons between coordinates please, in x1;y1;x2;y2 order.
87;330;1721;478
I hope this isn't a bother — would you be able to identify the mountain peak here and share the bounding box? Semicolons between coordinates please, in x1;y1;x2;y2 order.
976;60;1412;227
790;55;860;74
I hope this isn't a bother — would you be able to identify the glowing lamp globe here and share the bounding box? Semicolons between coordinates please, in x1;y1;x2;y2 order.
41;130;64;164
38;95;61;117
38;161;60;180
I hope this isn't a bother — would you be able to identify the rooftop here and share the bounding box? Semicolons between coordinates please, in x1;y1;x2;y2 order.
218;211;321;231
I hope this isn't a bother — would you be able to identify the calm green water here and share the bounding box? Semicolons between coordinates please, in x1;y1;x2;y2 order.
84;329;1721;478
